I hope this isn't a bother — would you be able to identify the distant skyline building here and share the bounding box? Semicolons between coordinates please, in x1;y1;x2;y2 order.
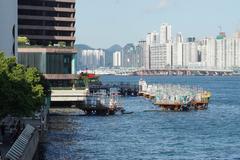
215;36;226;69
139;23;240;70
122;43;137;68
183;40;198;67
79;49;105;69
160;23;172;44
225;38;235;69
113;51;121;67
136;41;146;68
145;32;160;69
172;33;183;67
0;0;17;57
150;43;172;69
145;27;172;69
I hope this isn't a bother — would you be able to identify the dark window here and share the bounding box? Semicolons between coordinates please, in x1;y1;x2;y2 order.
46;54;72;74
18;52;43;72
18;9;43;16
18;0;43;6
19;19;43;26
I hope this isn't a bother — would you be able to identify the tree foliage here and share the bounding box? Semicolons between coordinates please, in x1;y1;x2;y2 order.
18;36;29;46
0;52;50;118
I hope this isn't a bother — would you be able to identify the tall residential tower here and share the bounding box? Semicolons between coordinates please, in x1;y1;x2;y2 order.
160;23;172;44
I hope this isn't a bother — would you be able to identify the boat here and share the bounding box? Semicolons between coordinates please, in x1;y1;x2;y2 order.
83;88;124;116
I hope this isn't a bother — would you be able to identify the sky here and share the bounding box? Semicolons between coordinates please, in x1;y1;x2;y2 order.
75;0;240;48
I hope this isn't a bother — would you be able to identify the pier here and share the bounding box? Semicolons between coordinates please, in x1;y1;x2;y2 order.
89;83;139;96
132;69;233;76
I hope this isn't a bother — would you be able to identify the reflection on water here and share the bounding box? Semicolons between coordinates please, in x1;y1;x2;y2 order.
41;76;240;160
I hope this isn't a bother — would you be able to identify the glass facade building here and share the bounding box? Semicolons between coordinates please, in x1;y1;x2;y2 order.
18;48;77;74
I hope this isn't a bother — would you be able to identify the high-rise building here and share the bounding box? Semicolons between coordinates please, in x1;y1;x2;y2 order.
183;38;198;67
122;44;137;68
172;33;183;67
140;24;240;70
215;35;226;69
235;37;240;67
225;38;235;69
80;49;105;69
113;51;121;67
160;23;172;44
0;0;17;56
17;0;77;74
200;38;215;69
145;32;160;69
150;43;172;69
136;41;146;68
234;32;240;39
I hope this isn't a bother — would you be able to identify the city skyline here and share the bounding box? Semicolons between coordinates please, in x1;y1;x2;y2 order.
76;0;240;48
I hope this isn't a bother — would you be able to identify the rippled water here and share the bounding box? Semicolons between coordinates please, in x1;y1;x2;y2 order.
41;76;240;160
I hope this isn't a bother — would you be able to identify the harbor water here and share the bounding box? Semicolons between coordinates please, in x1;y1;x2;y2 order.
41;76;240;160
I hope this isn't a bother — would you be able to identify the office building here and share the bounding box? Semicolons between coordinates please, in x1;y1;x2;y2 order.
17;0;77;74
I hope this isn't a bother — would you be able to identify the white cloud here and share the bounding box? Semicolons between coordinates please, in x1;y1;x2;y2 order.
145;0;170;13
158;0;169;9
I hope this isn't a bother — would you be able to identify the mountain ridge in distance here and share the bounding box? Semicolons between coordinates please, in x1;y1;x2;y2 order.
75;44;122;53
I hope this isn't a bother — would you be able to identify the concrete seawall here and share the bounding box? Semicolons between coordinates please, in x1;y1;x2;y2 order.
5;125;39;160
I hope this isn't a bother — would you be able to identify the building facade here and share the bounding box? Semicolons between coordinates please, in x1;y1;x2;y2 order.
150;43;172;69
136;41;146;68
79;49;105;69
138;23;240;70
145;32;160;69
113;51;121;67
17;0;77;74
160;23;172;44
182;38;198;67
122;44;137;68
172;33;183;67
0;0;18;56
215;37;226;69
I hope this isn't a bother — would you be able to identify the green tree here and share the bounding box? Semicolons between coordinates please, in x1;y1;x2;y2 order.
18;36;29;46
58;41;66;47
0;52;50;118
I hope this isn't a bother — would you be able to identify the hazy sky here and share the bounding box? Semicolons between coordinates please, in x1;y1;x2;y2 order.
75;0;240;48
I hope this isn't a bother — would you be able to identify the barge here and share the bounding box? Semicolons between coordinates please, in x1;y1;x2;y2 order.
139;79;211;111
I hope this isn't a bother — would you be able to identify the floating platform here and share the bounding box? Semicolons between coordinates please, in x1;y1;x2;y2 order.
139;79;212;112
